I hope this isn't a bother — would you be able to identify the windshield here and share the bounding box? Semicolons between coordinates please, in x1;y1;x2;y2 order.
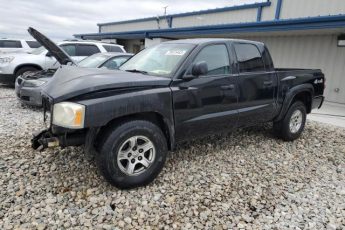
29;46;47;55
119;43;195;77
78;54;109;68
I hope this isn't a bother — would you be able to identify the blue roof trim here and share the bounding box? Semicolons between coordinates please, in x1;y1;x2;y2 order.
275;0;283;20
97;2;271;27
75;15;345;40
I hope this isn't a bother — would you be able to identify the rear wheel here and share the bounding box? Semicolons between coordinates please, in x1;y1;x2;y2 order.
273;101;307;141
96;120;167;189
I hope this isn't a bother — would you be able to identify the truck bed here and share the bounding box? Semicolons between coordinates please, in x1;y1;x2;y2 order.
273;67;325;114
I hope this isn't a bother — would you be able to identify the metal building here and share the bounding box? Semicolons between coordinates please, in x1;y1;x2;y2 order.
75;0;345;104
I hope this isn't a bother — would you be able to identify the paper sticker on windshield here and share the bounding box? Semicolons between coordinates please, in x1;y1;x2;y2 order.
165;50;186;56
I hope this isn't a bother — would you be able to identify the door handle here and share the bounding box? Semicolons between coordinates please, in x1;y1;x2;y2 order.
263;80;273;86
221;84;235;90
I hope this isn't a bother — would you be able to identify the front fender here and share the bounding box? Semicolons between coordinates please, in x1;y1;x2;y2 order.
80;87;173;127
77;87;175;149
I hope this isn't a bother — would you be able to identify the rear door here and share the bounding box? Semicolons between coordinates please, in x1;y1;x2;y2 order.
172;43;238;141
232;43;276;126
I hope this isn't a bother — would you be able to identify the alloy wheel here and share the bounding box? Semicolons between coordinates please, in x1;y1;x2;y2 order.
116;135;156;176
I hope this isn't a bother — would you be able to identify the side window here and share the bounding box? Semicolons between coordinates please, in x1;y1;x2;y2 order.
103;45;124;53
26;41;41;48
233;43;265;73
60;44;76;56
0;40;22;48
102;56;130;69
76;44;100;56
189;44;230;76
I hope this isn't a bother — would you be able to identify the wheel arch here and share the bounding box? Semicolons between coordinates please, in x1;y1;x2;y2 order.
93;111;175;152
275;83;314;121
14;64;43;75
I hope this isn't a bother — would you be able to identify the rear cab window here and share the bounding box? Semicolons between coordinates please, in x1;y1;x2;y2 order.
102;45;124;53
0;40;22;48
233;43;265;73
262;46;274;71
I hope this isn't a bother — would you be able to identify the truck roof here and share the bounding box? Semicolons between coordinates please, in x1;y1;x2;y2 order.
164;38;264;46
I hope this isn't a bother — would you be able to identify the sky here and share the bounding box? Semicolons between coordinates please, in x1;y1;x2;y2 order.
0;0;264;40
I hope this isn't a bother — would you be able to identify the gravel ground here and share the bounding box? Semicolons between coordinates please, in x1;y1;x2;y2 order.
0;85;344;229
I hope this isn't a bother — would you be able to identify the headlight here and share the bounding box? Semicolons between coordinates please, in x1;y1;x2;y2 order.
0;56;14;64
52;102;85;129
23;79;47;87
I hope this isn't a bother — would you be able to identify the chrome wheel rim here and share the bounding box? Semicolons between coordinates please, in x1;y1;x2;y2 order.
289;110;303;133
116;135;156;176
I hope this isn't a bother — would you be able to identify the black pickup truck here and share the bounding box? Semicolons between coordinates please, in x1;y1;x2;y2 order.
31;28;325;189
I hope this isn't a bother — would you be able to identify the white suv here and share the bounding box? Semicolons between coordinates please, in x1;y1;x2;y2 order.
0;41;126;85
0;39;41;54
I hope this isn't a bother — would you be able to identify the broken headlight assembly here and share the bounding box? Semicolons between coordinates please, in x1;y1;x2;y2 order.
52;102;85;129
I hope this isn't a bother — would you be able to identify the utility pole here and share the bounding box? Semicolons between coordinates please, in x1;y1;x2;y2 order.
163;5;168;16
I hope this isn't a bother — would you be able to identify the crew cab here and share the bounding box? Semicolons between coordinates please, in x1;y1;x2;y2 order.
31;30;325;189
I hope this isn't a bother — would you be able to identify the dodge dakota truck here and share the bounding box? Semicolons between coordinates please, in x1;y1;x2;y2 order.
31;28;325;189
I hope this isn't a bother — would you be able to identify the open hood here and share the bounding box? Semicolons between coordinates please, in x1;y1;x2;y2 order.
28;27;76;65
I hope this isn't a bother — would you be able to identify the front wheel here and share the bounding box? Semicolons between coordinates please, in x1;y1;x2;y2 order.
96;120;167;189
273;101;307;141
15;66;39;80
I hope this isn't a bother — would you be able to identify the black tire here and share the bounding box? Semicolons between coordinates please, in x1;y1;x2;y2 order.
15;66;39;81
273;101;307;141
96;120;167;189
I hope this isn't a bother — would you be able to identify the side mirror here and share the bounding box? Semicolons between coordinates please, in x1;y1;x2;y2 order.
192;61;208;77
46;52;53;57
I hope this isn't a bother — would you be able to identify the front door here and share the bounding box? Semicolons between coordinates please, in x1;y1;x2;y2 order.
172;43;238;141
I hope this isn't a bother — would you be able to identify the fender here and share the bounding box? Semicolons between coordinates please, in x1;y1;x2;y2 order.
80;87;176;150
275;83;314;121
162;116;176;150
84;117;176;153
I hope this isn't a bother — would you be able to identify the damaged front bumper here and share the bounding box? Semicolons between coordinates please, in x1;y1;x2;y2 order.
31;128;87;151
32;95;95;152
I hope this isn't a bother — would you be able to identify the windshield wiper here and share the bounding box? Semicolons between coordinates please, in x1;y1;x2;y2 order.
125;69;148;75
